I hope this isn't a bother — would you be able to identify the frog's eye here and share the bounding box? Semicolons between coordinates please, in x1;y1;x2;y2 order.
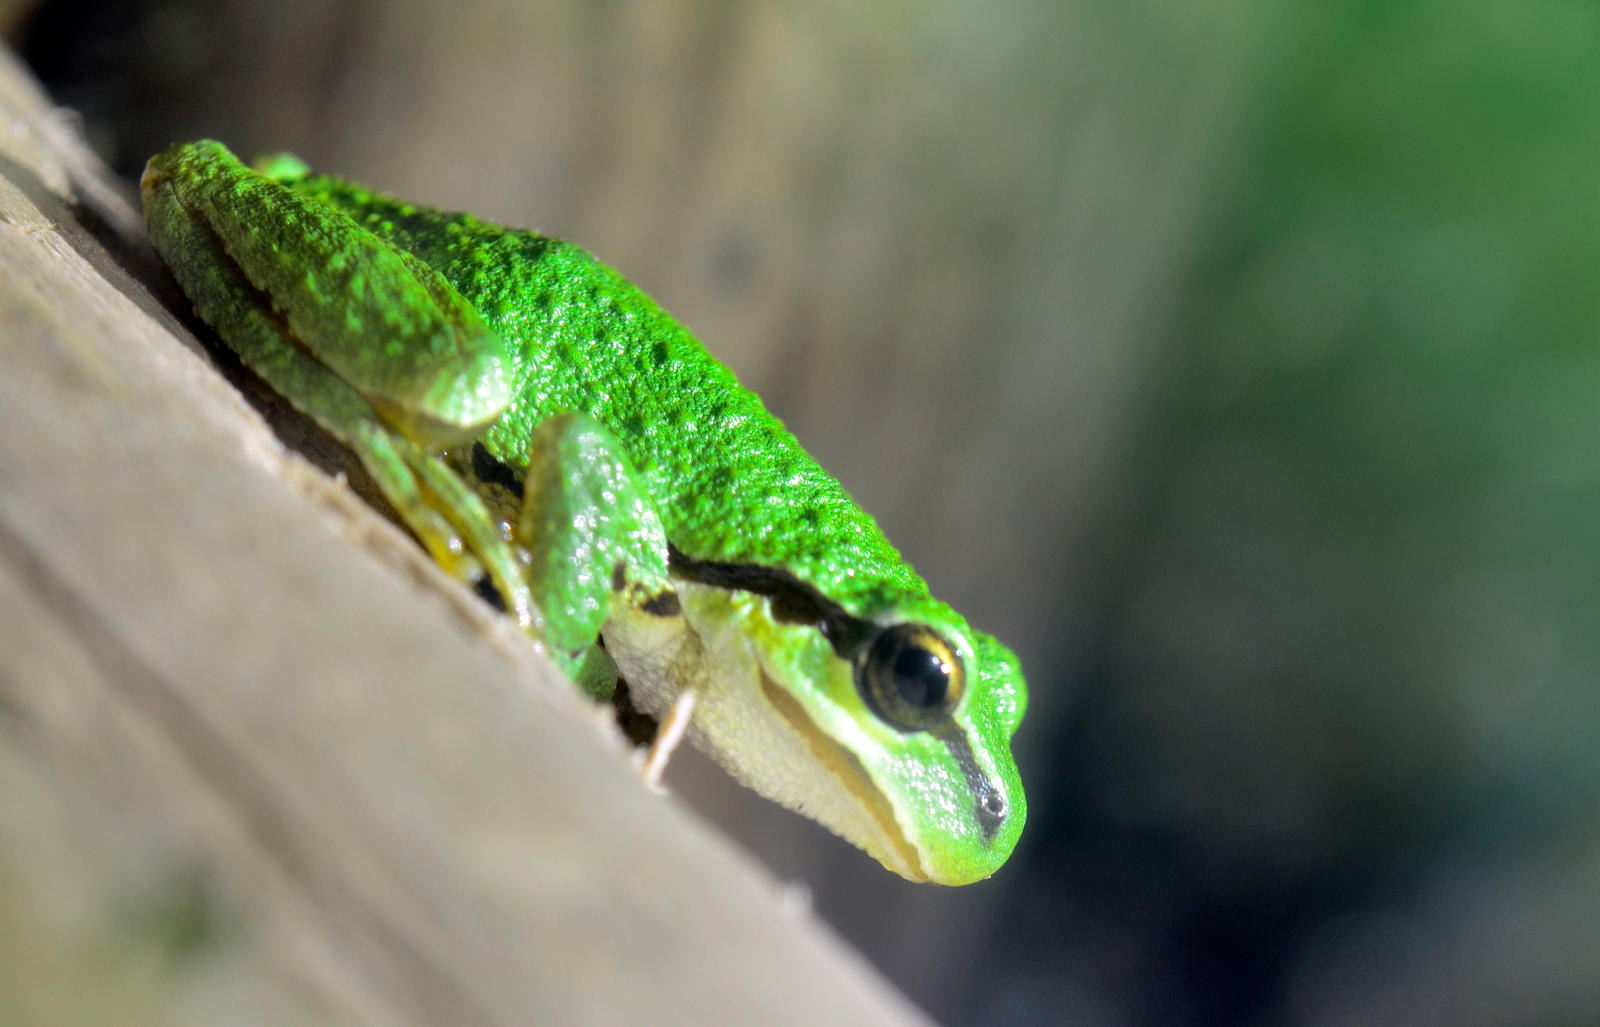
858;623;965;731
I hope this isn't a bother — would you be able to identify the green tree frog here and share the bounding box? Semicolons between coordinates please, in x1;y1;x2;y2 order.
141;140;1026;885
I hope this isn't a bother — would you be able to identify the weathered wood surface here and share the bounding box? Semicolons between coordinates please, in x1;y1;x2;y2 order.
0;45;929;1027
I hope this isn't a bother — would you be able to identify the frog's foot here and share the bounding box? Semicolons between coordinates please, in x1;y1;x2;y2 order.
277;363;537;629
640;687;698;792
393;437;535;628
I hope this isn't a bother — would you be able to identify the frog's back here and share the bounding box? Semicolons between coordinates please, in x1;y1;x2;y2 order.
294;175;926;614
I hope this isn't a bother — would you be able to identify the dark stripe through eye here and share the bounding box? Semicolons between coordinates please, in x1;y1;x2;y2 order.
666;546;874;657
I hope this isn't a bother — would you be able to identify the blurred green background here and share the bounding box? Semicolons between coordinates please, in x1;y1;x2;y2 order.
9;0;1600;1022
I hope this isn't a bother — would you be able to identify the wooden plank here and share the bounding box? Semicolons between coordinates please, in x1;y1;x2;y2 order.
0;45;929;1027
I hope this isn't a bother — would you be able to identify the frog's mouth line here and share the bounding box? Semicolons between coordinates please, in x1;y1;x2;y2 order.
756;670;927;883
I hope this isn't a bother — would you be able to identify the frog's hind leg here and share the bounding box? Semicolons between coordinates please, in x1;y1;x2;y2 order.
144;169;535;627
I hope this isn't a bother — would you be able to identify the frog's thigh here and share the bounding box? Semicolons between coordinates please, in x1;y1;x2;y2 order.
516;412;673;677
147;179;532;622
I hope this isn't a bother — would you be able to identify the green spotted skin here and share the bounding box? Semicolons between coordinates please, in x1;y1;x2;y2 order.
144;140;1027;885
273;167;927;619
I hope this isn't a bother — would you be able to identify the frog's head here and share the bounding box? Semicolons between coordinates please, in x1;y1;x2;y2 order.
669;581;1027;885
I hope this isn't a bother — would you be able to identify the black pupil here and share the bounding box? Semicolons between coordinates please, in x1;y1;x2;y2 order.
892;645;950;709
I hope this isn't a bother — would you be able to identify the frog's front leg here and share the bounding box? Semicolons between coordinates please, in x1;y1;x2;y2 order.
514;412;675;686
141;141;535;627
513;412;696;782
